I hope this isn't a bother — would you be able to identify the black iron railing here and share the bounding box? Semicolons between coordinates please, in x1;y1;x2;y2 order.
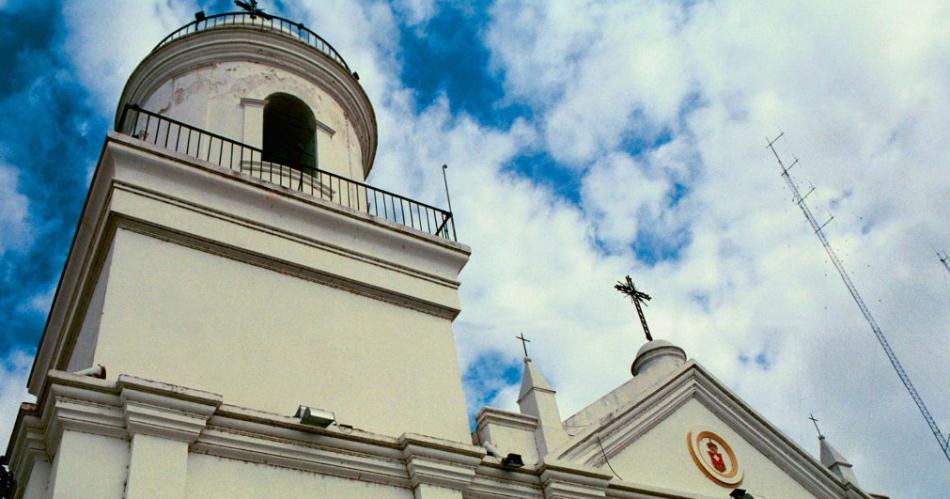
154;12;350;72
118;104;456;241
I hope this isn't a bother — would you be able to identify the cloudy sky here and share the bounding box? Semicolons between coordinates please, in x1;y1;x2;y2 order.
1;0;948;496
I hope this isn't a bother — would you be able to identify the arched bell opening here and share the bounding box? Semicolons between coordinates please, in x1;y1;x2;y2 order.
262;93;317;172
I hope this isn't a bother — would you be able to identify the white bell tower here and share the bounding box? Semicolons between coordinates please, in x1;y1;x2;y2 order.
24;10;470;444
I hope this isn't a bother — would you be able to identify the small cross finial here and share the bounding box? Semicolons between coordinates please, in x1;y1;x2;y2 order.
808;413;824;439
615;275;654;342
516;333;531;358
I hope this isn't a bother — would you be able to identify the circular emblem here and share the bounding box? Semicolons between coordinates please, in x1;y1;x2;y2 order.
686;429;743;486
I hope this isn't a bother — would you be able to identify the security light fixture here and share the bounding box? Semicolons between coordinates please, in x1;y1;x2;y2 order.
501;453;524;468
729;489;753;499
294;405;335;428
194;10;206;22
483;442;525;469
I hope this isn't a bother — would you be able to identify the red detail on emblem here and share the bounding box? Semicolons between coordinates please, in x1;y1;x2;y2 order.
706;441;726;472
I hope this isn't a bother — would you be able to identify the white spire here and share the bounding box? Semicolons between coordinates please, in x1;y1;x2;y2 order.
517;357;568;457
518;357;554;400
819;436;859;485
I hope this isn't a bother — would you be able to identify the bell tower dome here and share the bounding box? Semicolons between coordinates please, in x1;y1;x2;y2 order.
23;8;469;445
117;12;376;180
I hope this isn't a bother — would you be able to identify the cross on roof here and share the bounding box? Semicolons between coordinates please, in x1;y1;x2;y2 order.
809;413;824;439
516;333;531;358
614;275;654;342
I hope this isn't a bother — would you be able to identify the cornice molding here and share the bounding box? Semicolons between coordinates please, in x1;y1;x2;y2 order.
400;433;485;490
118;375;220;443
476;408;539;433
9;372;746;499
538;459;612;499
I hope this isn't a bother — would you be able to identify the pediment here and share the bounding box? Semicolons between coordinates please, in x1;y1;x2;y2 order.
555;363;854;498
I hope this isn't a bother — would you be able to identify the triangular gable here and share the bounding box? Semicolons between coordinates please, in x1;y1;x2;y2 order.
554;361;866;499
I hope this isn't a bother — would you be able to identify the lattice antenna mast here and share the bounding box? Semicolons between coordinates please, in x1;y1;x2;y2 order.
765;133;950;463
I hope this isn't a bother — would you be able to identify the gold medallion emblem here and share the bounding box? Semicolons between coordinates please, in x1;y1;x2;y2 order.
686;429;743;487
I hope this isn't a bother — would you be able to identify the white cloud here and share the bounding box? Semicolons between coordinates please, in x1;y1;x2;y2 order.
62;0;199;111
0;164;32;255
484;0;950;496
0;350;35;450
391;0;437;26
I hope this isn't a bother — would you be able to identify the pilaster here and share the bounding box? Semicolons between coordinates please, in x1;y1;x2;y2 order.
538;459;611;499
118;375;221;499
400;433;485;499
240;98;265;148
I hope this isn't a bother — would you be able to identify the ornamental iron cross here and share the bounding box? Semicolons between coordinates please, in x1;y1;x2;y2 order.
615;275;653;342
808;413;824;439
516;333;531;358
235;0;272;19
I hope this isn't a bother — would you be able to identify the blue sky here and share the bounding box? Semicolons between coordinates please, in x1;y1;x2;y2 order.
1;0;949;496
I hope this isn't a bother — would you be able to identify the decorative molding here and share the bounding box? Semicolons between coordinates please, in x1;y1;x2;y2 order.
476;408;539;433
538;459;612;499
118;375;220;443
104;135;467;284
467;465;541;499
240;97;266;107
114;212;460;321
315;119;336;137
8;369;757;499
400;433;484;491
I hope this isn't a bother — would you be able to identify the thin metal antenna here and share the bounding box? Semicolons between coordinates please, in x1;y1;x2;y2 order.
766;133;949;464
441;164;456;239
441;164;454;214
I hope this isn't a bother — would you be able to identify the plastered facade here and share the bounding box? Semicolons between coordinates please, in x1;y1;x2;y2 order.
607;398;816;498
90;226;469;440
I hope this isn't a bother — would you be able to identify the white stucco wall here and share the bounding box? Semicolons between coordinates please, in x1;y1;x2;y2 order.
66;244;114;372
141;61;364;181
48;431;129;499
88;228;470;441
20;458;50;499
185;454;413;499
606;398;817;498
477;422;540;465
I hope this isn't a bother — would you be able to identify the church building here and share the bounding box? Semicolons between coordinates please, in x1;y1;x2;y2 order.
3;7;887;499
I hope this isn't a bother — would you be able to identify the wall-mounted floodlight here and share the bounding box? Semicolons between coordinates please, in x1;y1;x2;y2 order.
483;442;525;469
74;364;106;379
500;453;524;468
294;405;335;428
730;489;753;499
194;11;206;22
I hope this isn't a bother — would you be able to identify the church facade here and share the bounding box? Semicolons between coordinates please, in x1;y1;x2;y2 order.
3;9;886;499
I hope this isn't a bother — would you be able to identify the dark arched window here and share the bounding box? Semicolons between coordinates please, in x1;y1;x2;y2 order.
262;93;317;172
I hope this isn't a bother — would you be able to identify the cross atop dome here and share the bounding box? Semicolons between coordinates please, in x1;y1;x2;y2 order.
615;275;654;342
